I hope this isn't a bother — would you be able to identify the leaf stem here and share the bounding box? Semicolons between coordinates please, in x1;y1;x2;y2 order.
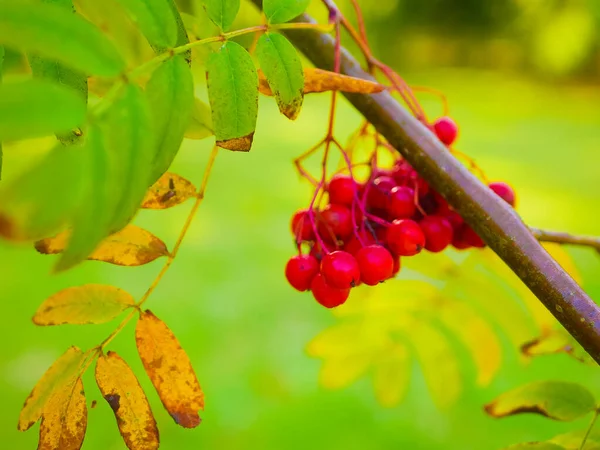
579;408;600;450
97;145;219;352
531;228;600;254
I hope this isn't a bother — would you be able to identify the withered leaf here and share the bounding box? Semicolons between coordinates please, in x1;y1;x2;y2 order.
18;347;85;431
95;351;159;450
142;172;196;210
38;377;87;450
258;68;385;96
33;284;135;326
35;224;169;267
136;310;204;428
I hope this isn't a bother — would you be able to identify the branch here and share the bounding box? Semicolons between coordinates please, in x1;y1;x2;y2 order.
248;0;600;364
532;228;600;254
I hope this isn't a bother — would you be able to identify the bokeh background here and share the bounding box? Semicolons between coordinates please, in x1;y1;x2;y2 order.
2;0;600;448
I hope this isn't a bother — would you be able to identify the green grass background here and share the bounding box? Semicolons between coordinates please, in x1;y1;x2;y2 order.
1;69;600;449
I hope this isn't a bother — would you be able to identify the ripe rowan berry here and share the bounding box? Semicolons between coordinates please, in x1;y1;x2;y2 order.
310;273;350;308
328;174;360;207
433;116;458;146
419;215;453;253
321;250;361;289
489;182;516;207
317;204;354;241
387;186;416;219
386;219;425;256
291;209;314;241
355;245;394;286
285;255;319;292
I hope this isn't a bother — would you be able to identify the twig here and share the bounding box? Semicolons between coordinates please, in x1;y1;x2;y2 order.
248;0;600;365
532;228;600;254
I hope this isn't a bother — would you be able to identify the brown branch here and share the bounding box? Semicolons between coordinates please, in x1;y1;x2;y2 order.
248;0;600;364
533;229;600;253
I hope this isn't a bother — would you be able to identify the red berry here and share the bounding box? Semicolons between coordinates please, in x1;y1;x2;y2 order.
391;254;401;276
445;210;464;230
355;245;394;286
433;116;458;146
291;209;315;241
317;204;353;241
489;182;516;207
462;224;486;248
387;186;416;219
328;174;359;207
431;191;451;215
285;255;319;292
386;219;426;256
366;176;396;211
321;250;360;289
451;225;471;250
391;160;413;184
310;273;350;308
419;215;453;253
343;230;377;255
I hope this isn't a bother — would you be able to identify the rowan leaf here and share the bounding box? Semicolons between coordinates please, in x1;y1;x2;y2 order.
485;381;596;421
372;344;411;408
117;0;178;52
95;351;159;450
184;97;213;140
200;0;240;31
167;0;191;63
98;83;154;233
0;79;86;142
258;67;386;96
142;172;196;209
0;2;125;76
146;55;194;184
18;347;85;431
55;125;112;272
551;429;600;449
256;32;304;120
263;0;310;24
34;285;135;326
207;41;258;151
38;378;87;450
35;225;169;267
0;144;86;242
27;0;87;146
136;310;204;428
521;330;595;365
0;45;4;179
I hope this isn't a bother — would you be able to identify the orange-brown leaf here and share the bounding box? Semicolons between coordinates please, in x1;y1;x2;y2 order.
95;351;159;450
216;132;254;152
33;284;135;326
38;377;87;450
18;347;85;431
135;310;204;428
258;68;385;96
142;172;196;210
35;225;169;266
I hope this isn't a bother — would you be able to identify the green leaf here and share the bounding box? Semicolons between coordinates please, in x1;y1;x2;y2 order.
0;2;124;77
33;284;134;325
28;0;88;146
200;0;240;31
0;45;4;180
185;97;214;140
206;41;258;151
485;381;596;421
256;32;303;120
0;144;87;241
551;428;600;449
0;79;87;142
168;0;191;63
99;84;154;234
55;125;111;271
146;55;194;184
263;0;310;24
117;0;178;52
504;443;566;450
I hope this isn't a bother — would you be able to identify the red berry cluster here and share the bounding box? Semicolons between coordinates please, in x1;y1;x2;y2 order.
285;117;516;308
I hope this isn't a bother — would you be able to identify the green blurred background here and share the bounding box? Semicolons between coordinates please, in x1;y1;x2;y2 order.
2;0;600;449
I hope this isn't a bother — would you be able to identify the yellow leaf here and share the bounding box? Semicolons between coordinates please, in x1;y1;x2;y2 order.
373;344;411;408
35;224;169;267
33;284;134;326
258;68;385;96
412;322;461;408
184;97;213;140
438;299;502;386
95;351;159;450
319;352;373;390
521;329;595;365
142;172;196;210
135;310;204;428
38;378;87;450
18;347;85;431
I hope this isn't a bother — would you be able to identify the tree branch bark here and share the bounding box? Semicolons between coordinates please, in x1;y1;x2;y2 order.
249;0;600;364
